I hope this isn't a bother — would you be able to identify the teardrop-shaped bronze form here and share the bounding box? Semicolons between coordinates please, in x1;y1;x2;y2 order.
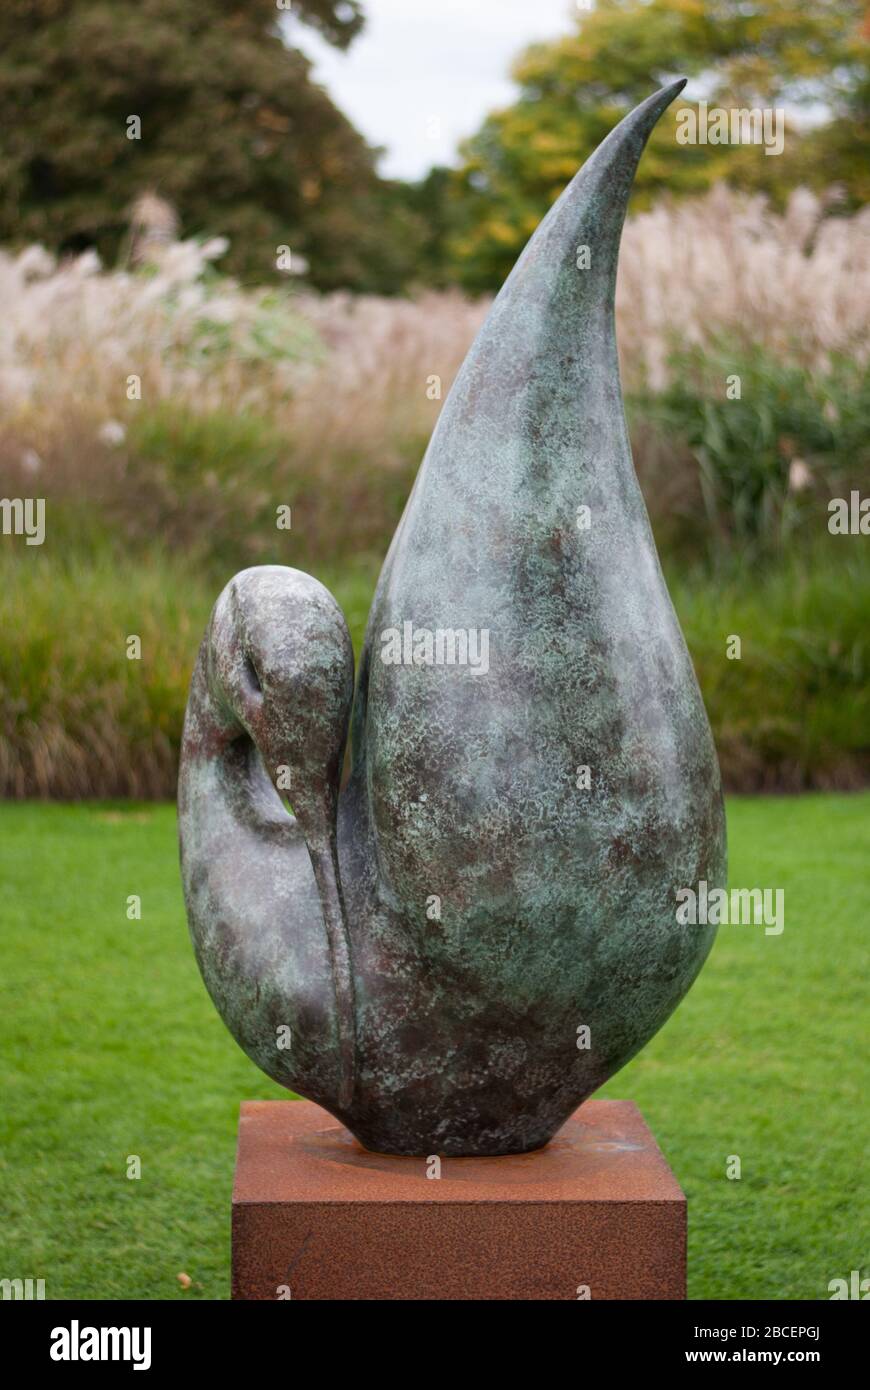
179;81;726;1156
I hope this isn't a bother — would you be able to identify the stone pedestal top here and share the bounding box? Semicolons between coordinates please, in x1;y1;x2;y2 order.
231;1098;686;1300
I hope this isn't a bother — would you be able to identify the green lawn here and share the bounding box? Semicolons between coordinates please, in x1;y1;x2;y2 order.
0;795;867;1300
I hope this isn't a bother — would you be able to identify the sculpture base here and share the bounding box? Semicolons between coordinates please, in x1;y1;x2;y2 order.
231;1098;685;1300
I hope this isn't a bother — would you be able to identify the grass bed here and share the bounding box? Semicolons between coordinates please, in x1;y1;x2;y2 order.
0;794;866;1299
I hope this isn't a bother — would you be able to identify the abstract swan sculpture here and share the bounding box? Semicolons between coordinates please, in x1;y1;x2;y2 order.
179;80;726;1157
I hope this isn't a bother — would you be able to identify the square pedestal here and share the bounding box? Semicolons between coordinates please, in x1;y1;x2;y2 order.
231;1098;686;1300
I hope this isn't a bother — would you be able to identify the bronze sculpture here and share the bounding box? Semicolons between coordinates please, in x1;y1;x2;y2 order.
178;80;726;1156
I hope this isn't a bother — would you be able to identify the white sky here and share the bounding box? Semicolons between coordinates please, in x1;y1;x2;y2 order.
286;0;583;179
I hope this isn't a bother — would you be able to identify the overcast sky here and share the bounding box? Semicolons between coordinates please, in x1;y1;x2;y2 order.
287;0;583;179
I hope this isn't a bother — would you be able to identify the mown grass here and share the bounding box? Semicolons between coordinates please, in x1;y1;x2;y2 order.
0;794;866;1299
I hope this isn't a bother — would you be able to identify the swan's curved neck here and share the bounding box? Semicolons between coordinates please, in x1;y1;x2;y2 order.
180;642;357;1109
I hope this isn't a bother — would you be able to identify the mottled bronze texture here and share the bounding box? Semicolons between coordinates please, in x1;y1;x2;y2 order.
179;80;726;1156
231;1099;686;1300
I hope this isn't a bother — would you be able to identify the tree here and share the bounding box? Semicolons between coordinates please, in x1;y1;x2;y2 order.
446;0;869;291
0;0;424;291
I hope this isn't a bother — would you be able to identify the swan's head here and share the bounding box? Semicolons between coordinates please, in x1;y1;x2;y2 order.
207;565;354;843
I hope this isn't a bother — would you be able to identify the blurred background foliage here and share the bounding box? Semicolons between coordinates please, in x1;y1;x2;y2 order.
0;0;867;797
0;0;867;291
443;0;870;290
0;0;422;291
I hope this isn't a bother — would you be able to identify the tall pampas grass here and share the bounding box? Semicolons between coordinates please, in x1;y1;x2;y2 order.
1;187;866;466
1;186;867;798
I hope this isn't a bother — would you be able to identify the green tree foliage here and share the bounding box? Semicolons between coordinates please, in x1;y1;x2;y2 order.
0;0;424;291
447;0;869;291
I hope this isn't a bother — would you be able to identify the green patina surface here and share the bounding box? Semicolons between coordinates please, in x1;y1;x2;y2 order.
178;82;727;1155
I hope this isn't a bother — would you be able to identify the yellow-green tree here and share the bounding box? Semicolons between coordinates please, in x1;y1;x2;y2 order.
448;0;868;290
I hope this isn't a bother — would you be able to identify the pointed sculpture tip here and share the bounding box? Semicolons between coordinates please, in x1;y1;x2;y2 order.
592;76;686;164
637;75;688;122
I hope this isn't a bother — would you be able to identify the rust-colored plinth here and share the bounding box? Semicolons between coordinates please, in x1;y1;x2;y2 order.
231;1098;686;1300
